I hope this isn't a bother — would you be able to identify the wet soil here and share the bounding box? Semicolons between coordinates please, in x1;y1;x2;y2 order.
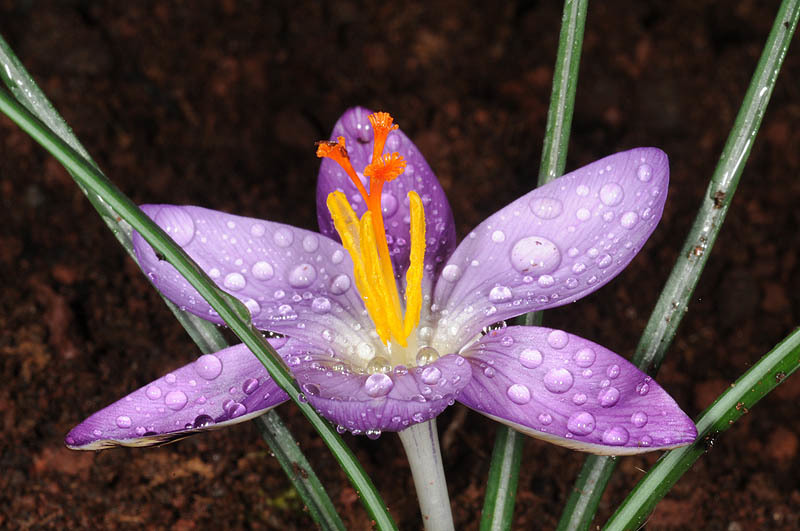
1;1;799;529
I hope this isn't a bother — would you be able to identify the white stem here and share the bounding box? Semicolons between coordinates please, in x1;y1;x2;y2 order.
397;419;455;531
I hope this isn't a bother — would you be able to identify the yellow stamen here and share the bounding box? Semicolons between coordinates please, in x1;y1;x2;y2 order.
317;111;427;348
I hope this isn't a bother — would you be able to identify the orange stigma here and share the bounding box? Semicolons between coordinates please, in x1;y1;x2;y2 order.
317;112;426;348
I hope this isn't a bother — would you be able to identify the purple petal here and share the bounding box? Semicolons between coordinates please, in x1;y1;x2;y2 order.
65;338;314;450
132;204;374;352
431;148;668;350
456;326;696;454
316;107;457;278
291;353;472;435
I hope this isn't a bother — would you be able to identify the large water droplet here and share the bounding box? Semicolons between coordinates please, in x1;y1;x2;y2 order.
620;211;639;229
530;197;564;219
537;274;554;287
572;392;587;405
242;378;259;395
636;380;650;396
226;401;247;419
311;297;331;313
302;234;319;252
366;354;390;373
251;261;274;280
510;236;561;274
576;208;591;221
115;415;132;429
381;193;398;217
518;348;543;368
543;368;574;393
364;373;394;397
288;263;317;288
193;414;215;428
547;330;569;349
195;354;223;380
637;163;653;182
607;364;620;379
599;183;624;206
223;272;246;291
507;383;531;404
416;346;440;365
491;230;506;243
489;285;512;303
330;274;351;294
302;383;321;397
567;411;596;435
273;228;294;247
156;208;195;246
164;390;188;411
421;366;442;385
602;426;630;446
146;385;162;400
631;411;648;428
598;386;620;407
441;264;461;282
538;413;553;425
573;348;596;368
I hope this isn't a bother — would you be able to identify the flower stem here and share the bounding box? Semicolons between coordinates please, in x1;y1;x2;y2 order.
398;419;455;531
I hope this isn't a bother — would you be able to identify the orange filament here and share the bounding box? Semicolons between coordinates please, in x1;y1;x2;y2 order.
318;112;425;347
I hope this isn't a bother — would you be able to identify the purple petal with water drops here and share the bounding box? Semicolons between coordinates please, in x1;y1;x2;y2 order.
65;338;316;450
132;204;374;352
290;352;472;436
430;148;668;350
457;326;696;455
316;107;457;278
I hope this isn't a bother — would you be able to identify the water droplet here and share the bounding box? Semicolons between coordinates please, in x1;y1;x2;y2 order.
491;230;506;243
620;211;639;229
223;272;246;291
489;285;513;303
251;261;274;280
606;364;620;379
519;348;543;368
530;197;564;219
302;383;321;397
336;425;347;434
250;223;266;237
596;254;612;268
311;297;332;313
441;264;461;282
195;354;223;380
381;193;398;217
415;365;441;386
483;366;495;378
582;369;593;378
416;346;440;365
366;354;390;373
165;390;188;411
637;163;652;182
226;401;247;418
567;411;596;435
146;385;162;400
510;236;561;274
547;330;569;349
602;426;630;446
156;208;195;246
631;411;648;428
244;298;261;316
572;262;586;274
330;274;351;294
636;381;650;396
165;373;177;384
565;277;578;289
538;413;553;425
599;183;624;206
576;208;591;221
362;372;393;397
273;228;294;247
331;249;344;264
573;348;596;368
507;383;531;404
193;414;215;428
500;335;514;347
572;392;587;405
598;386;620;407
302;234;319;253
537;274;554;287
576;185;590;196
543;368;574;393
115;415;132;429
288;263;317;288
242;378;259;395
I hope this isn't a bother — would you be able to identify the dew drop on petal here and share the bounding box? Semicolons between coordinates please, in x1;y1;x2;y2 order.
311;297;331;313
226;402;247;419
330;274;351;294
620;211;639;229
302;383;321;397
302;234;319;252
510;236;561;274
567;411;596;435
165;373;177;384
537;274;554;287
242;378;259;395
506;383;531;404
193;414;215;428
602;426;630;446
273;228;294;247
115;415;132;429
288;263;317;288
491;230;506;243
576;208;591;221
538;413;553;425
156;208;195;246
489;285;513;303
416;346;440;365
636;381;650;396
364;373;394;397
597;254;612;268
599;183;624;206
331;249;344;264
223;272;246;291
530;197;563;219
543;368;574;393
631;411;648;428
637;163;653;182
250;224;265;237
573;348;596;368
441;264;461;282
598;386;620;407
421;366;442;385
164;390;188;411
251;261;274;280
381;193;398;217
607;364;620;379
195;354;223;380
572;392;587;405
547;330;569;349
639;435;653;447
519;348;543;368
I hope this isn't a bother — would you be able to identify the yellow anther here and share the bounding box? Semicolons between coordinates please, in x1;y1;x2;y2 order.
403;191;426;338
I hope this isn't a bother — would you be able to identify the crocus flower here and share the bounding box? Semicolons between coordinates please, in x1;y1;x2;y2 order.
67;108;696;454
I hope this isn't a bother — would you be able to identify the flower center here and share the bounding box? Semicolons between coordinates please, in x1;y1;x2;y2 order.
317;112;426;348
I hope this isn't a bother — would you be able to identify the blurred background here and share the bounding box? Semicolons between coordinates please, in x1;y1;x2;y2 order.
1;1;798;529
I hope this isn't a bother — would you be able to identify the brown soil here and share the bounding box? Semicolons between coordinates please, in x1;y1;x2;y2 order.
1;1;799;529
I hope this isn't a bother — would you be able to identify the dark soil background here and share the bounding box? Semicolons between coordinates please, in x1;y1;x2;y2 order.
1;1;799;529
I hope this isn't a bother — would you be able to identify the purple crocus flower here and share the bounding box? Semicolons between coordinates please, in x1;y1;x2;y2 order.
67;107;696;454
